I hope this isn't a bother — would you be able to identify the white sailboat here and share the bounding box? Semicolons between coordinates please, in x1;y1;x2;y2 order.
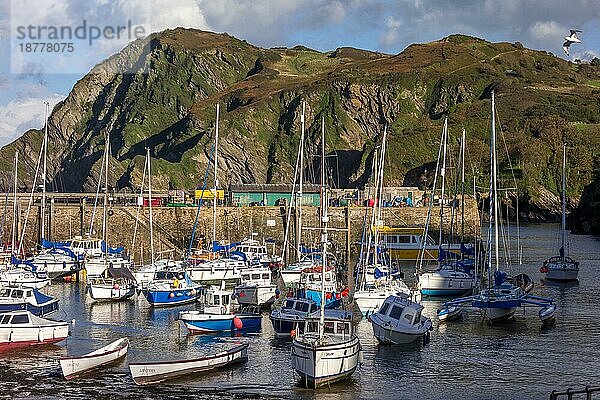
418;120;475;297
353;127;412;316
541;144;579;281
291;116;361;388
439;92;556;324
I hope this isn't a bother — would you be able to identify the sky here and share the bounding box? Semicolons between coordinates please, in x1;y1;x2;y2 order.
0;0;599;148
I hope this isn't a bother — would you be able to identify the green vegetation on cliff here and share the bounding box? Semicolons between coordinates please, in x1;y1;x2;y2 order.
1;30;600;221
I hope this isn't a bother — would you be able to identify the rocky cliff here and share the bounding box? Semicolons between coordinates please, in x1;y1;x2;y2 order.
1;30;600;221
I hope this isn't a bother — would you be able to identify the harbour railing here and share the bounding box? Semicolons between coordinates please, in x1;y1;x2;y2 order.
550;386;600;399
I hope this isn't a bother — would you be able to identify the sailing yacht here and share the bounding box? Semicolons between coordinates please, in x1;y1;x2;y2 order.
439;92;556;324
541;144;579;281
291;116;361;388
353;127;413;316
418;121;476;297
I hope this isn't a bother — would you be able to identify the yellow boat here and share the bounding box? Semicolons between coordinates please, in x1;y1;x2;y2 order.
373;226;461;261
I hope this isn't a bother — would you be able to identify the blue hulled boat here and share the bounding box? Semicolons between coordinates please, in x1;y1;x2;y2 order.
141;271;201;307
0;285;59;316
179;307;262;334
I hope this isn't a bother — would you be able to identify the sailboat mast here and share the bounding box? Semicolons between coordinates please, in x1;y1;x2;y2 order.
319;116;327;339
491;92;500;271
438;117;448;253
375;127;388;265
561;143;566;257
461;128;466;244
147;147;155;265
297;101;306;261
103;133;109;266
11;152;18;255
213;104;219;247
41;101;49;242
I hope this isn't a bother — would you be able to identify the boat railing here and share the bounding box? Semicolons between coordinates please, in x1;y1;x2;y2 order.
550;386;600;399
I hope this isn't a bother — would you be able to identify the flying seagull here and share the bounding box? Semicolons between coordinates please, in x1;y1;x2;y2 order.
563;29;582;56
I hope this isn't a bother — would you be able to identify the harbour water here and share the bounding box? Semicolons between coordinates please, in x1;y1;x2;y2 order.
1;224;599;399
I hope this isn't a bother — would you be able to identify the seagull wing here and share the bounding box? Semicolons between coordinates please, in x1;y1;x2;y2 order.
563;42;570;55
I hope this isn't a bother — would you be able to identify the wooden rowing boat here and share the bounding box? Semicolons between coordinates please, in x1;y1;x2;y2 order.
60;337;129;380
129;343;248;385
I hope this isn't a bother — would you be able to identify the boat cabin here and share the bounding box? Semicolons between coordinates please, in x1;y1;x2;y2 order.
303;310;354;337
282;298;318;314
203;288;236;314
70;237;103;258
299;269;337;292
0;311;31;325
239;268;272;286
0;287;34;303
377;295;424;327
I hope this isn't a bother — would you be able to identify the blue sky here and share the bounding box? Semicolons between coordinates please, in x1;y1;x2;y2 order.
0;0;599;147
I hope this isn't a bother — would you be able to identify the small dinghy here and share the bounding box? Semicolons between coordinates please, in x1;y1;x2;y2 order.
0;310;69;353
539;304;557;324
437;304;463;322
129;343;248;385
60;337;129;380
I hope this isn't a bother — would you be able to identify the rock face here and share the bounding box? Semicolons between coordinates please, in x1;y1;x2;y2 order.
572;172;600;235
1;31;600;220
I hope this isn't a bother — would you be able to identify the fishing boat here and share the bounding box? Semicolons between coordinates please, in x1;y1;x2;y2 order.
0;285;59;316
291;116;361;389
438;92;556;325
87;266;137;302
541;144;579;282
60;338;129;380
370;294;432;344
179;306;262;334
298;266;344;308
129;343;248;385
0;310;69;352
141;271;201;307
269;296;318;337
233;266;277;308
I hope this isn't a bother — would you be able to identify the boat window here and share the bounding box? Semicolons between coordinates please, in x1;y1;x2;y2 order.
0;288;9;297
398;236;411;243
26;290;32;297
310;304;317;313
12;290;24;298
0;315;10;324
379;302;390;315
223;295;230;305
324;321;335;334
388;236;397;244
11;314;29;324
306;321;318;333
336;322;350;335
413;310;422;325
213;295;220;305
262;274;270;280
284;300;295;309
252;274;261;280
389;305;404;320
295;302;309;312
403;313;414;324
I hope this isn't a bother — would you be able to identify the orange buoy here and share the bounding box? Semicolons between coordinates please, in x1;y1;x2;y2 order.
290;329;296;338
233;317;243;330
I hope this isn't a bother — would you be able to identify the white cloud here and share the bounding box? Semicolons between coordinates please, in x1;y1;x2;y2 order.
0;94;64;148
529;21;565;41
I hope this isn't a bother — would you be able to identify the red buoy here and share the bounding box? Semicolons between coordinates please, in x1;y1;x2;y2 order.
233;317;243;330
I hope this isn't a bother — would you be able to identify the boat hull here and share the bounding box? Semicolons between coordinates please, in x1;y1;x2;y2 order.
269;315;305;337
370;318;430;344
88;284;136;302
544;268;578;282
179;312;262;334
0;301;59;317
234;285;276;307
129;344;248;385
291;336;361;388
60;338;129;380
142;288;200;307
0;320;69;353
419;272;474;297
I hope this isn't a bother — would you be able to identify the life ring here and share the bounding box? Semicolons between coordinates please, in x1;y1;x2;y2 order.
107;210;114;217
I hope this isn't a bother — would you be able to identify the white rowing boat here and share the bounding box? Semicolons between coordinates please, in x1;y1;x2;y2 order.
129;343;248;385
60;338;129;380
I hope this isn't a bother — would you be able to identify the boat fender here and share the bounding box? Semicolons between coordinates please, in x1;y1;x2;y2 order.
233;317;243;330
290;329;296;338
169;292;175;298
113;283;120;290
190;289;196;296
